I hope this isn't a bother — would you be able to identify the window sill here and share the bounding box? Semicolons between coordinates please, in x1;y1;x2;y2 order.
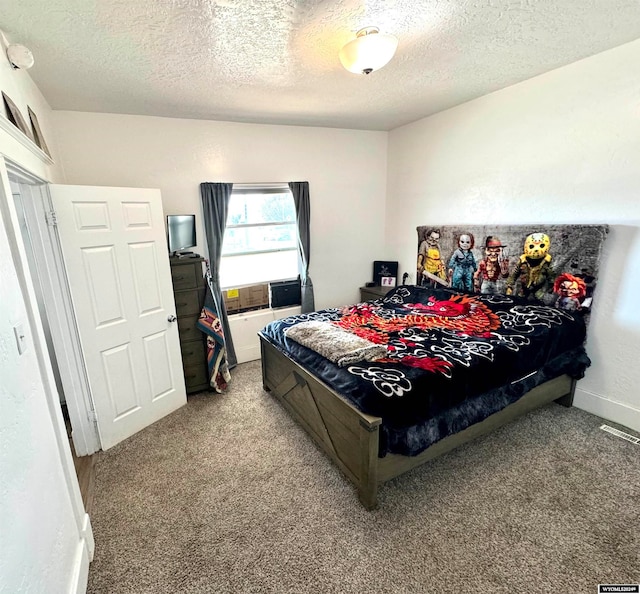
228;305;301;320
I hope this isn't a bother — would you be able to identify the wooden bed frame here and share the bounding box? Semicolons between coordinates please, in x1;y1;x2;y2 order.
259;334;575;510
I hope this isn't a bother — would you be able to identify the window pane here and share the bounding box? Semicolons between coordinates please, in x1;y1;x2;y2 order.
222;223;297;255
226;191;296;226
220;251;298;288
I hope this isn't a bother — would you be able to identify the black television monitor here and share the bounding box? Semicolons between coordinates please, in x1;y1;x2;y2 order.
167;214;196;254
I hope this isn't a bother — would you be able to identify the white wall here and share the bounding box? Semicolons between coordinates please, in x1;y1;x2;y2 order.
0;201;84;593
386;39;640;431
50;113;389;310
0;45;92;593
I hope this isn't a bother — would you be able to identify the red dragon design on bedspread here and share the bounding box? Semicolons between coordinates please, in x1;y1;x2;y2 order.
336;295;500;341
334;295;501;375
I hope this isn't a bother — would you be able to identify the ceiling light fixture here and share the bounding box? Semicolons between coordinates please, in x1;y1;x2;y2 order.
6;44;35;70
339;27;398;75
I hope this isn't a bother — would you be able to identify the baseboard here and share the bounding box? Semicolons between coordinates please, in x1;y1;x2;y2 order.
574;387;640;433
69;513;94;594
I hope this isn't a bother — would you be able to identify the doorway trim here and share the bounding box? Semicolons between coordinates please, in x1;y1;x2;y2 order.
5;159;100;455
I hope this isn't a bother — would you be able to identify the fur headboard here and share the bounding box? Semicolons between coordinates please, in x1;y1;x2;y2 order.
416;224;608;312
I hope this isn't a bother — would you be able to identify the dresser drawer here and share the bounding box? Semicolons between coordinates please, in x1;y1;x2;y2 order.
183;362;208;389
171;264;198;290
360;286;391;301
177;315;202;341
174;289;202;317
181;340;206;367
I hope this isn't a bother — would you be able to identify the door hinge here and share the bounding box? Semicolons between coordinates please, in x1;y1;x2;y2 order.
45;210;58;227
87;409;98;427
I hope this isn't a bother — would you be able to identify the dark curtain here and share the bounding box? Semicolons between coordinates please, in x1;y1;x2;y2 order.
288;181;315;313
200;182;237;368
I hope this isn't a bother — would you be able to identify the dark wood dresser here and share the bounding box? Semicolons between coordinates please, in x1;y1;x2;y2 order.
359;285;393;301
170;257;209;393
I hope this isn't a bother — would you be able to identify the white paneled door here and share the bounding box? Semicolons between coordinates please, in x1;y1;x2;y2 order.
49;185;186;450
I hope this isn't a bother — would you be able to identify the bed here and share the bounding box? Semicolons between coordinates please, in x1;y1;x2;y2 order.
258;224;608;509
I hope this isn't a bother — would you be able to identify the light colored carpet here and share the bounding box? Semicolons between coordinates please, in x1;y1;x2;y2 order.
87;361;639;594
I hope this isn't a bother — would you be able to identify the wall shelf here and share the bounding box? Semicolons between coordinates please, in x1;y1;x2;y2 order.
0;115;54;166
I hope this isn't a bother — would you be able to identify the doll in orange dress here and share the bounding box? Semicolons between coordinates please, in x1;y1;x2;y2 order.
553;273;587;311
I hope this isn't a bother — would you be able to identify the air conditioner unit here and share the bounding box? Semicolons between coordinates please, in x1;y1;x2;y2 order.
270;279;301;308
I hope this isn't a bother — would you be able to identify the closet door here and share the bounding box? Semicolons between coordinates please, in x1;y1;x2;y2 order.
50;184;187;449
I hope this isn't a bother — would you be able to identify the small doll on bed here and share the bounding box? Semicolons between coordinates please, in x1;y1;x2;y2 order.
448;233;477;292
553;272;587;311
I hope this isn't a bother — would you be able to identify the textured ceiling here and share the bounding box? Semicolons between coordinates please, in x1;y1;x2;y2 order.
2;0;640;130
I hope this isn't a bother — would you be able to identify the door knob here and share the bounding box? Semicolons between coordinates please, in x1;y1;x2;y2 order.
167;315;177;323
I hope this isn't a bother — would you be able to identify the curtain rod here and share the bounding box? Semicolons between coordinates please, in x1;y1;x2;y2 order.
233;182;290;188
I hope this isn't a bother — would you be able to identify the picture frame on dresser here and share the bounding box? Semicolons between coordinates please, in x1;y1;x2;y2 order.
373;260;398;287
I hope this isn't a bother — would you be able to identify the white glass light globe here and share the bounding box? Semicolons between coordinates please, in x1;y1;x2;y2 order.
339;28;398;75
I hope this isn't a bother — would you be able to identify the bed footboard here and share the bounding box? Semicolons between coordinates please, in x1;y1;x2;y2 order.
260;334;382;509
377;374;576;483
259;334;577;510
554;378;576;407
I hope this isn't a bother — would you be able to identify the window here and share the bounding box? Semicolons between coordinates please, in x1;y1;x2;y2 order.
220;186;298;288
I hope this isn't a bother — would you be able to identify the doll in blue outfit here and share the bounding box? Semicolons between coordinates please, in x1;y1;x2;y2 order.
448;233;477;292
